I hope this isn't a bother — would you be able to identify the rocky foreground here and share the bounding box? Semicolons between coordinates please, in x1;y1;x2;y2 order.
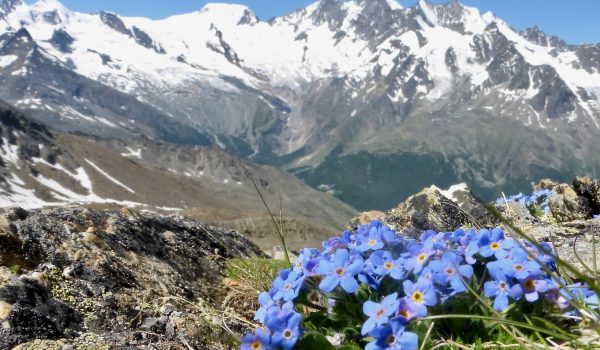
0;206;264;349
0;177;599;349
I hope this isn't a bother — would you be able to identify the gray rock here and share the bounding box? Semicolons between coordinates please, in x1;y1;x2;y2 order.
383;185;496;237
0;205;265;348
573;176;600;215
548;184;591;222
0;279;82;349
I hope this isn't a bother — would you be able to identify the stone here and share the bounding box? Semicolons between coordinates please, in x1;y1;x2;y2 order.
384;185;496;237
573;176;600;214
350;211;385;227
547;184;591;222
0;205;265;349
0;300;11;320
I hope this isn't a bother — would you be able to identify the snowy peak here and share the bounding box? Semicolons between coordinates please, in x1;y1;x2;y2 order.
308;0;348;29
385;0;403;11
0;27;34;53
0;0;22;19
519;26;567;49
199;3;258;26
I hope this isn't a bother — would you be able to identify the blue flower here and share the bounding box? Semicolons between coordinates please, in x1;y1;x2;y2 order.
381;225;403;246
322;232;350;254
402;278;436;317
293;248;320;277
393;298;418;324
429;252;473;293
254;291;276;322
484;271;523;311
368;250;405;280
241;326;272;350
404;243;434;274
365;318;419;350
422;230;450;251
269;311;303;349
497;248;542;280
272;269;303;302
317;249;364;293
361;293;400;335
265;301;295;326
522;241;556;272
521;276;549;302
356;224;385;252
477;228;509;259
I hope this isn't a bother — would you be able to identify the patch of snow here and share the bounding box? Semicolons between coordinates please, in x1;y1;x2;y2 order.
0;55;18;67
0;174;59;209
385;0;403;11
434;183;469;203
120;147;142;159
84;159;136;193
0;138;20;168
95;117;117;128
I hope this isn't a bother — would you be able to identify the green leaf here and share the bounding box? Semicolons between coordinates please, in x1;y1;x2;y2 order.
295;332;336;350
337;344;362;350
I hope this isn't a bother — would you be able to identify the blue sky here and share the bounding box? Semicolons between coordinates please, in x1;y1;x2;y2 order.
55;0;599;44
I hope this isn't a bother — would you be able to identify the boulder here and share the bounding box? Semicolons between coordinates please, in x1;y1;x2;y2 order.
547;184;591;222
573;176;600;215
0;206;265;349
384;185;497;237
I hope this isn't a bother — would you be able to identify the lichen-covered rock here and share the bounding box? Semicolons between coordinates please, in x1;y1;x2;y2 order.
350;211;385;227
353;179;600;276
547;184;591;222
0;206;265;349
382;185;497;238
0;279;82;349
573;176;600;215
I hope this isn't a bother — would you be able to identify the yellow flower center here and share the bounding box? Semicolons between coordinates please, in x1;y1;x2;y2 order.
283;283;291;291
251;341;261;350
514;264;523;272
412;291;424;303
445;268;455;275
490;242;500;250
398;309;411;319
384;262;394;270
524;279;535;290
417;253;428;263
335;268;345;276
368;239;377;246
498;282;507;291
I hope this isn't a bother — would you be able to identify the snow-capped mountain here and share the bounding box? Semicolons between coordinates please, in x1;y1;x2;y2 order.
0;0;599;209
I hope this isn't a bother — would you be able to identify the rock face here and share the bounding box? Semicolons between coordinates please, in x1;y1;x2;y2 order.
0;206;264;349
352;178;600;275
354;184;498;238
573;176;600;214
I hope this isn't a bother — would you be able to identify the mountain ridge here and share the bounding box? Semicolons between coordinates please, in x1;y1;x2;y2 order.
0;0;599;210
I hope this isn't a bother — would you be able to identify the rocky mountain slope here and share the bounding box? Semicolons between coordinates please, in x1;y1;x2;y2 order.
0;0;599;210
0;101;356;248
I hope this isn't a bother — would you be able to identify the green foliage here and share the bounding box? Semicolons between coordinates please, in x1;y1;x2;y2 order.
226;258;290;292
8;264;20;274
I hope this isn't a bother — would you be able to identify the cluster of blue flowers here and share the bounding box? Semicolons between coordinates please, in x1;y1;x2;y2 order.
496;189;553;215
242;221;598;350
